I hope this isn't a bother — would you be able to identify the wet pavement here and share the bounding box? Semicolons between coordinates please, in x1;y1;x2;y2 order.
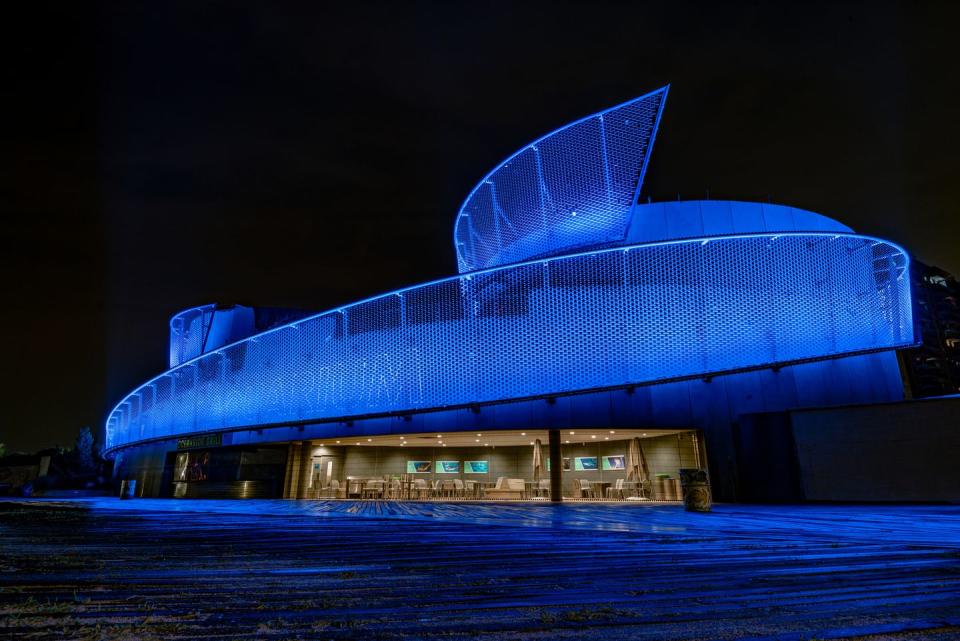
1;498;959;640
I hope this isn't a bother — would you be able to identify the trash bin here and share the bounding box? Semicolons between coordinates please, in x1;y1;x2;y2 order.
119;479;137;499
679;468;711;512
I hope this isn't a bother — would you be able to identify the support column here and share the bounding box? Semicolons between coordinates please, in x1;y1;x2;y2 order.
282;442;301;499
296;441;314;499
549;429;563;503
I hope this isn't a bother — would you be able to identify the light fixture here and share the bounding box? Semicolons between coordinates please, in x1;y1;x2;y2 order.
442;443;447;447
521;432;526;436
529;441;534;445
367;438;372;442
591;435;596;439
604;437;609;440
336;440;340;444
642;433;647;436
476;433;482;436
569;431;575;435
475;439;480;442
484;443;489;446
609;430;615;434
436;434;442;438
355;442;360;445
565;440;570;443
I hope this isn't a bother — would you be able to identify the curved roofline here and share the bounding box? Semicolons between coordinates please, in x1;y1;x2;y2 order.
106;228;910;434
453;85;670;272
168;304;216;329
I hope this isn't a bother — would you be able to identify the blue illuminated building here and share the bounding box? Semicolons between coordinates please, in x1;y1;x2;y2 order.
107;86;916;501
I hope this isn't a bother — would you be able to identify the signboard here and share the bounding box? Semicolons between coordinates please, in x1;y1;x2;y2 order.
406;460;432;473
436;460;461;473
574;456;598;471
176;433;221;450
602;455;626;471
464;460;488;474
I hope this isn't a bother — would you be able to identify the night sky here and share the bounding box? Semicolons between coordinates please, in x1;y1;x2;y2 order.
4;1;958;453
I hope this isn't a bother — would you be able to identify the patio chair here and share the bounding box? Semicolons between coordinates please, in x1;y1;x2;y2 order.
320;479;340;499
577;479;593;499
464;480;477;498
362;480;384;499
388;479;401;499
536;479;551;499
347;479;363;499
484;477;524;500
413;478;429;499
452;479;464;498
605;478;625;500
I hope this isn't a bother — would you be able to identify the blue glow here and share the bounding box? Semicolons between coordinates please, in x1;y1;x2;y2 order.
454;87;668;273
105;232;913;454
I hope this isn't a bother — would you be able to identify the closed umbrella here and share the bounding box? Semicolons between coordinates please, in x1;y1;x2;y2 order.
532;439;544;482
626;437;649;498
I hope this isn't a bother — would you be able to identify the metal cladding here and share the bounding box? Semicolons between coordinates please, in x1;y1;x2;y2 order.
454;87;667;273
105;89;915;455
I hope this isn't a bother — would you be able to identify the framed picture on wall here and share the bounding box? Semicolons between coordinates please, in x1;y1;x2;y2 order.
406;460;432;473
603;455;626;470
574;456;598;471
464;461;488;474
436;460;461;473
545;458;572;472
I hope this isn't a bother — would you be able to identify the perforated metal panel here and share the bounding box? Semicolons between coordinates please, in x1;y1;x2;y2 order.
169;305;215;368
454;87;667;273
105;233;913;453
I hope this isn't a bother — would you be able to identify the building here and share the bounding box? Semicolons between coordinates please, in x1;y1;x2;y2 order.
900;261;960;398
106;86;919;502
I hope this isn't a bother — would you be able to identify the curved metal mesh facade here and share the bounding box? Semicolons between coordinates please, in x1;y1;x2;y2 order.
106;233;912;453
169;305;215;368
453;87;667;273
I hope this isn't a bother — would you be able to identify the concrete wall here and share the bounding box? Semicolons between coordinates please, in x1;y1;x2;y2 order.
791;396;960;502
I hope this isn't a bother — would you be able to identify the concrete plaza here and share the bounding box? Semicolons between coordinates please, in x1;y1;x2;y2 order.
1;499;959;639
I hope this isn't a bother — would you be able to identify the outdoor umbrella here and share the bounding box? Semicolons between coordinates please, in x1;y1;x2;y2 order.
626;437;650;498
532;439;544;482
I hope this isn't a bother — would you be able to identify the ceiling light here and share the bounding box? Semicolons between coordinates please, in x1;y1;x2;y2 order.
521;432;526;436
475;439;480;442
569;431;575;435
529;441;534;445
591;435;596;439
642;433;647;436
355;442;360;445
335;440;340;444
604;437;609;440
565;440;570;444
367;438;372;442
609;430;615;434
436;435;442;438
477;433;482;436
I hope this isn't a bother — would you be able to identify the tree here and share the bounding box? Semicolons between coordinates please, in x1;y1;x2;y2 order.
72;427;97;476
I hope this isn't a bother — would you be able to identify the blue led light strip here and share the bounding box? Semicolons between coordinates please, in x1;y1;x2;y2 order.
105;232;913;453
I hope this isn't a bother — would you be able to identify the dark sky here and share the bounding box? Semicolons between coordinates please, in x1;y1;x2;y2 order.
3;1;958;452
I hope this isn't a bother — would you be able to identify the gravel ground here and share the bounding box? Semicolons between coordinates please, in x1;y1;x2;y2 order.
1;498;959;640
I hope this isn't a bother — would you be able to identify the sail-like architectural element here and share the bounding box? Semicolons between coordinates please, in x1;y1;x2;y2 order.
454;87;668;273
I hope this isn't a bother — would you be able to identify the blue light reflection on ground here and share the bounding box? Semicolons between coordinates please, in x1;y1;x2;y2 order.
2;499;960;639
